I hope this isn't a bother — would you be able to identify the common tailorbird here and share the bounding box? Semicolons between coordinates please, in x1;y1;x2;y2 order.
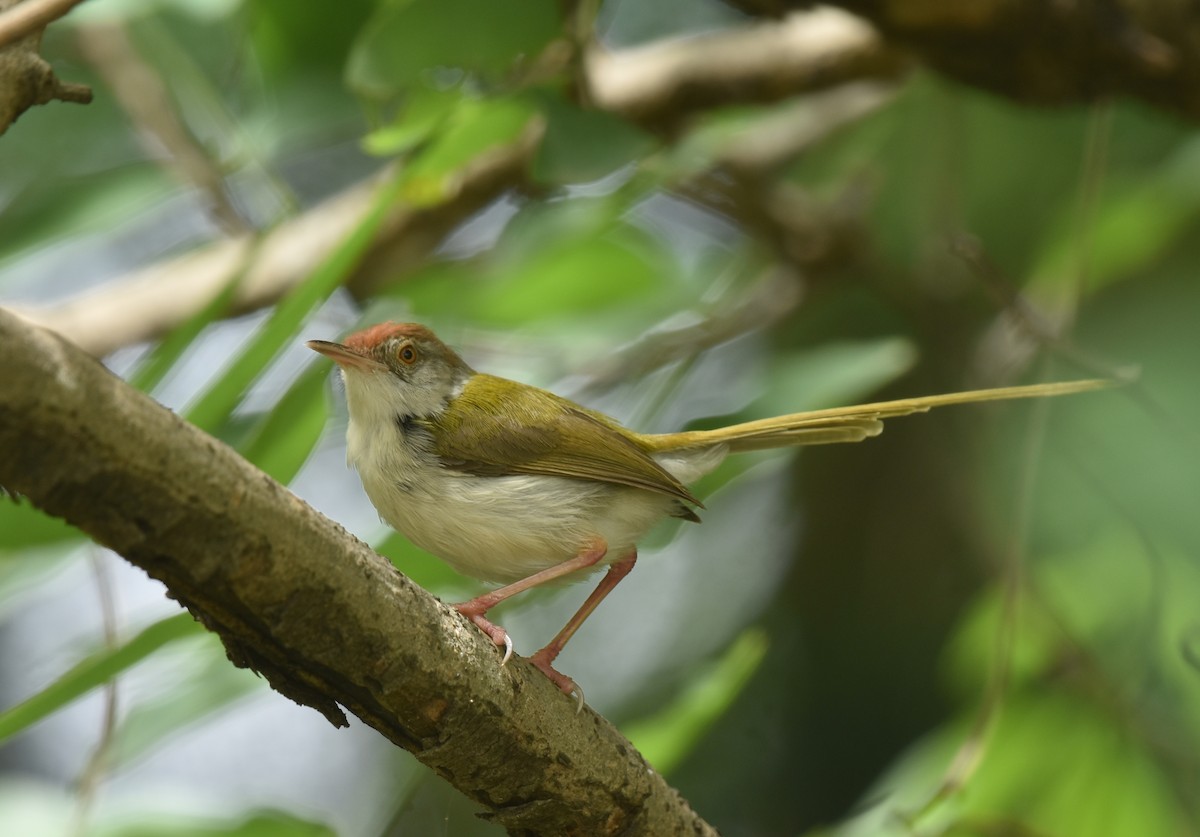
309;322;1110;701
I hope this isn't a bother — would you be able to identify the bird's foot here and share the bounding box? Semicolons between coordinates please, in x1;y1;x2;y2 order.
453;601;513;665
529;647;585;713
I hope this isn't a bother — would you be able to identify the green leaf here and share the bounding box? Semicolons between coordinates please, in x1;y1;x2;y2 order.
362;84;464;157
398;95;538;206
239;360;332;484
423;198;676;325
0;168;173;273
374;531;474;595
862;692;1191;837
70;0;242;22
624;628;768;775
394;223;675;328
753;337;918;419
0;502;81;552
940;583;1061;699
184;174;406;433
475;234;671;325
109;634;261;767
248;0;375;79
0;548;75;622
100;809;336;837
129;248;256;395
532;91;656;185
1030;170;1200;297
0;613;202;743
346;0;561;98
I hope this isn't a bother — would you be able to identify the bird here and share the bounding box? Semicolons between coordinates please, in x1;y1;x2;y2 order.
308;321;1110;702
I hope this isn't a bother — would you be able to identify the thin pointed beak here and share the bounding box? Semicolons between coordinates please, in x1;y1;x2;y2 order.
307;339;387;371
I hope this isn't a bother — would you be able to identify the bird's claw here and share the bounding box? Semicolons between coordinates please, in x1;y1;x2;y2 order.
529;649;584;712
454;604;583;709
455;604;514;665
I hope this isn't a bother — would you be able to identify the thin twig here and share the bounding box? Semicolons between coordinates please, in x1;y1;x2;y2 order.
902;382;1052;828
949;233;1132;383
572;265;804;398
68;549;121;837
1072;101;1114;309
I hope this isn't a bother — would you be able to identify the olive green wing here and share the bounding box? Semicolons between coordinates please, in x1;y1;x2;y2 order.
422;374;702;508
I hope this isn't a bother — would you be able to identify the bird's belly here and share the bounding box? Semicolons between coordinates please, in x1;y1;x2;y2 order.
359;467;676;585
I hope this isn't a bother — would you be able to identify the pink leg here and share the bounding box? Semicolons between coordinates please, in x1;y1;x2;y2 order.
530;550;638;702
454;538;609;665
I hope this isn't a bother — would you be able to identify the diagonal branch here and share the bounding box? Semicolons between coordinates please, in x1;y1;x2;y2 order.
0;308;717;837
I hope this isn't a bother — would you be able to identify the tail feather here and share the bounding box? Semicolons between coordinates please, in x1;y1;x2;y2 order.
643;378;1114;454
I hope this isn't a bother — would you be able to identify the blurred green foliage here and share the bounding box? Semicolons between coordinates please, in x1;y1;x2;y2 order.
1;0;1198;835
0;614;203;742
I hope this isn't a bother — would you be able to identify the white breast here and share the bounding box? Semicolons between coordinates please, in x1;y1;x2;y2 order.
340;369;727;585
346;413;719;585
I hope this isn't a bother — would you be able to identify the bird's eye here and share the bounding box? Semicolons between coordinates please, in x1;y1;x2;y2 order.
398;344;417;364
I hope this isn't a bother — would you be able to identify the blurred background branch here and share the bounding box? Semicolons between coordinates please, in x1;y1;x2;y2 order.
585;8;908;128
11;7;899;358
9;123;541;356
731;0;1199;117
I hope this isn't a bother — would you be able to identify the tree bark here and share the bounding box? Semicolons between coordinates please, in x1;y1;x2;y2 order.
0;308;716;837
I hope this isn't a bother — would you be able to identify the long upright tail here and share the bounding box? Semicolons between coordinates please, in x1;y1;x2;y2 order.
641;378;1115;455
